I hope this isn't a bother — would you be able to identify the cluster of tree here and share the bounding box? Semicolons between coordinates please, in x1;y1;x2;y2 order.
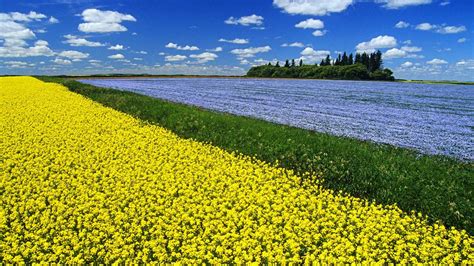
246;50;394;81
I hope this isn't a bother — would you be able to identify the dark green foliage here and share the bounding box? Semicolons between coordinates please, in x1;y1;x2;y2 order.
248;50;391;80
37;76;474;234
246;63;392;80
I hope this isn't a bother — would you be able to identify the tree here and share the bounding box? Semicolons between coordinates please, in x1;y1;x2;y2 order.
275;61;280;67
324;55;331;66
291;59;296;67
320;59;325;66
284;60;290;68
348;53;354;65
342;52;348;65
355;53;361;64
375;50;383;71
267;62;272;66
299;59;303;67
361;52;369;69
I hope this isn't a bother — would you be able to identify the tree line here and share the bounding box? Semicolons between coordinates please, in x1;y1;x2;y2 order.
247;50;394;81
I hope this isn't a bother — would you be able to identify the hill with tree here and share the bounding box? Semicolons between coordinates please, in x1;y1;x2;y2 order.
246;50;395;81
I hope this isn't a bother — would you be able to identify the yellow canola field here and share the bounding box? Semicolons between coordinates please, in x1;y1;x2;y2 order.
0;77;472;263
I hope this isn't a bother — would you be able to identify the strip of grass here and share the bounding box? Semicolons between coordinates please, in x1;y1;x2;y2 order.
36;76;474;233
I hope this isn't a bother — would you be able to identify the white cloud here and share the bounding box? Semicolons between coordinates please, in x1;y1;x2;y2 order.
135;50;147;54
207;47;223;52
165;55;187;62
0;40;54;57
0;20;36;41
299;47;331;64
377;0;432;9
427;58;448;65
401;46;422;52
218;38;249;44
49;16;59;23
189;52;218;63
437;25;466;34
58;50;89;60
295;18;324;29
231;46;271;59
108;53;125;59
108;44;125;50
4;60;34;68
225;14;263;26
63;34;104;47
401;61;414;68
356;35;397;53
415;22;435;31
273;0;354;16
52;58;72;65
383;48;407;59
3;11;47;22
165;42;199;51
78;9;136;33
416;23;466;34
281;42;305;48
312;30;326;37
440;1;450;6
395;21;410;28
458;38;467;43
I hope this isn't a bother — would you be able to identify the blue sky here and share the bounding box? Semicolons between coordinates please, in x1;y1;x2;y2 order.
1;0;473;80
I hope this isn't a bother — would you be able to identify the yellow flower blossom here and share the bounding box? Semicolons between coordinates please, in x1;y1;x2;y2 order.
0;76;473;263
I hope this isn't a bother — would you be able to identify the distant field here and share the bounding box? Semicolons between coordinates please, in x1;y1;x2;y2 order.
37;76;474;234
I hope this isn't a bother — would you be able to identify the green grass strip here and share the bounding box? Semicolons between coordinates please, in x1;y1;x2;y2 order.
36;76;474;234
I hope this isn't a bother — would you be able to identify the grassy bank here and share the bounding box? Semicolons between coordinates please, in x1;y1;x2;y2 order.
36;76;473;233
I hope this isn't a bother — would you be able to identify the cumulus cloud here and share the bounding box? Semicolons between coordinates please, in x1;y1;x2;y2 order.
415;23;466;34
356;35;397;53
225;14;263;26
395;21;410;28
299;47;331;64
218;38;249;44
231;46;271;59
295;19;324;29
0;39;54;57
437;25;466;34
165;55;187;62
207;47;223;52
383;48;407;59
58;50;89;61
189;52;218;63
49;16;59;24
273;0;354;16
415;22;435;31
401;46;422;52
458;38;467;43
108;44;125;50
78;9;136;33
281;42;305;48
165;42;199;51
52;58;72;65
401;61;414;68
312;30;327;37
108;53;125;59
427;58;448;65
4;60;34;68
377;0;432;9
63;34;104;47
2;11;47;22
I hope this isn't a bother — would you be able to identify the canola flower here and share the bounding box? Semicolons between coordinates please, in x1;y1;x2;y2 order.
0;76;472;264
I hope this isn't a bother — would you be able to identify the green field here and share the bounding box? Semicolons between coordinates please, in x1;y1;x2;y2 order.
37;76;474;234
